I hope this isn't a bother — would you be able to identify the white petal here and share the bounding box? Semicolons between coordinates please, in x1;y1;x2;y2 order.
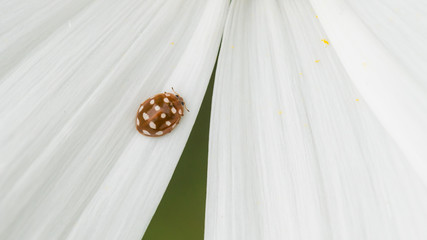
0;0;95;79
206;1;427;240
0;0;228;239
309;0;427;185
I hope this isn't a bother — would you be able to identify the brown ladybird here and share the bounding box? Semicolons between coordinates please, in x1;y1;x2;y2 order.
136;88;188;137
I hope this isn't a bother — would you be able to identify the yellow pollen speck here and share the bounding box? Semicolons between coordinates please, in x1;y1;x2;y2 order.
299;72;303;75
171;42;175;45
232;45;235;48
315;60;320;63
278;110;283;115
321;39;329;45
362;62;367;67
356;99;360;101
304;123;308;127
316;15;319;19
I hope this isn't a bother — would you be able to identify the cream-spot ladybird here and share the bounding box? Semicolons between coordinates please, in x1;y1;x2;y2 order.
136;88;188;137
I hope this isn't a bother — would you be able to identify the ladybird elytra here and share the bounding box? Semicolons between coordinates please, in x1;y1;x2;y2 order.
136;90;187;137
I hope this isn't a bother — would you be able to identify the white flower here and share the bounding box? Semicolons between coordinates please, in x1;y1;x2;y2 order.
207;0;427;239
1;0;426;239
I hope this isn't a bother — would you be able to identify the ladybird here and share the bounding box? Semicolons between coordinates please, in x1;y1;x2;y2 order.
136;88;188;137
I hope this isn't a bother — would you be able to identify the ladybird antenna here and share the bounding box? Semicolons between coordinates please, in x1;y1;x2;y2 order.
184;103;190;112
171;87;177;94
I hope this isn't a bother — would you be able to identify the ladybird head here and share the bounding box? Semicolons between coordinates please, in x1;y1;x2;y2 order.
176;95;189;112
176;95;184;104
171;87;189;112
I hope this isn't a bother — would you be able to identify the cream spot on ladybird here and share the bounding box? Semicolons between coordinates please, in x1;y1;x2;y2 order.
171;107;177;114
179;109;182;115
154;105;160;111
165;93;170;97
161;113;166;118
156;131;163;135
138;105;144;112
164;98;170;103
143;112;149;120
150;99;154;105
149;121;156;129
166;121;171;126
142;130;150;135
136;118;140;125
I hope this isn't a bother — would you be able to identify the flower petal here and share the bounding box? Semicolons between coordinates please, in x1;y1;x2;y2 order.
0;0;96;79
0;0;228;239
206;0;427;239
310;0;427;185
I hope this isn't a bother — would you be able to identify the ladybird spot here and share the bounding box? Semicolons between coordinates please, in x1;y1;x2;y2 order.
143;130;150;135
136;118;140;125
138;105;144;112
154;105;160;111
149;121;156;129
150;99;154;105
143;112;149;120
166;121;171;126
171;107;177;114
179;109;182;115
156;131;163;135
164;98;170;103
165;93;170;97
161;113;166;118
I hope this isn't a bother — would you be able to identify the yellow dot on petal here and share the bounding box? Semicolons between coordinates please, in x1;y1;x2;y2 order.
232;45;235;49
171;42;175;45
278;110;283;115
299;72;303;75
362;62;367;67
316;15;319;19
321;39;329;45
315;60;320;63
356;99;360;101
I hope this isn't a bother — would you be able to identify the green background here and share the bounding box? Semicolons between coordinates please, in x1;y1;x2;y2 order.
142;68;216;240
